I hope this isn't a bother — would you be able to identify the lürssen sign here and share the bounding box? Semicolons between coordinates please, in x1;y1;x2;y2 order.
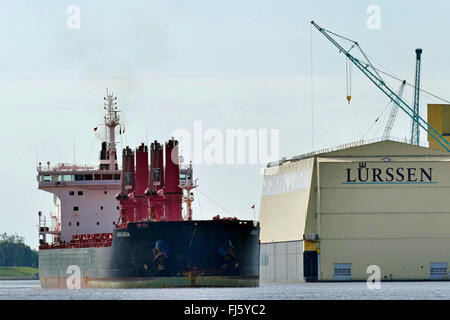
343;164;435;185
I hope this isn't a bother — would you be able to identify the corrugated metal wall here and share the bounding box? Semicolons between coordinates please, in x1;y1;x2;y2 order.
260;241;304;282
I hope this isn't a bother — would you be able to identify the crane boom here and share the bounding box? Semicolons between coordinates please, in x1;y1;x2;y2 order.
311;21;449;152
382;80;406;140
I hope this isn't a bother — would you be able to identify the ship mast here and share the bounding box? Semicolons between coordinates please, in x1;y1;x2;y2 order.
179;161;198;221
103;89;120;170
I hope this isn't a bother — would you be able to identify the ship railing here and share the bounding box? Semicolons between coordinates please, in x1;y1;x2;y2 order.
40;233;113;250
37;163;96;172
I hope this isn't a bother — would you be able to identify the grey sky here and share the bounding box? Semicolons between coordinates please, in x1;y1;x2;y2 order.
1;1;449;248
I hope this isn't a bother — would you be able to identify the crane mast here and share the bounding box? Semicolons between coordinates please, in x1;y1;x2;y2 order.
311;21;449;152
411;49;422;146
383;80;406;140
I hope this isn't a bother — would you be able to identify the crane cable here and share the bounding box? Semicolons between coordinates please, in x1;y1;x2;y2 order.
196;188;236;218
353;46;450;104
359;62;449;139
371;67;450;104
360;51;450;104
321;26;450;105
310;23;315;149
346;57;352;103
359;96;394;140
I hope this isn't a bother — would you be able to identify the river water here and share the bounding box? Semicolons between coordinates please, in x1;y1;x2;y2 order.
0;280;448;300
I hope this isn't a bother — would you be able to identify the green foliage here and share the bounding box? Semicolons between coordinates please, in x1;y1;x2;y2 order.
0;233;38;268
0;266;39;277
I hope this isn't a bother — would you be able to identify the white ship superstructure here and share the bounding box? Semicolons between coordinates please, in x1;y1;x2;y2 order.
37;90;122;244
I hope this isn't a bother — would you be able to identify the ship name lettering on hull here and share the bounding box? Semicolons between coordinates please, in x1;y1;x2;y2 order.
116;231;130;237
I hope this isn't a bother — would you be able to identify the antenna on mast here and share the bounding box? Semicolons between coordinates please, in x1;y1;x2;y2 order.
100;89;121;170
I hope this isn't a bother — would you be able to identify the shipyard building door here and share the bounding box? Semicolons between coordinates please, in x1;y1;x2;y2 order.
303;252;318;282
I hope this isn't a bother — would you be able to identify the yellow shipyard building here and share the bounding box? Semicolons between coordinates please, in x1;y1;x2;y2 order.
259;135;450;282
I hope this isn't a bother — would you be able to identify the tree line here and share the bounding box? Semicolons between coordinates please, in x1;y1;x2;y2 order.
0;233;38;268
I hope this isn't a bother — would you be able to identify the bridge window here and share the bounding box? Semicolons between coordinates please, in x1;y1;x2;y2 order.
74;174;83;181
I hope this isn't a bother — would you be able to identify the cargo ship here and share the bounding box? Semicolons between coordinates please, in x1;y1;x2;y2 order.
36;90;260;288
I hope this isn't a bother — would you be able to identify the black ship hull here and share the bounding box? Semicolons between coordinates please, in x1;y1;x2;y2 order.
39;220;260;288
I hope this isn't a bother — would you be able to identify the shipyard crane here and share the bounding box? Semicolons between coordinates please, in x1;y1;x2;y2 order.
382;80;406;140
311;21;450;152
411;49;422;146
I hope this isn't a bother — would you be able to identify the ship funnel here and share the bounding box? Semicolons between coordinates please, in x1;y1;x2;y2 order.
164;138;182;221
134;143;149;221
120;146;135;195
116;146;135;225
150;140;164;191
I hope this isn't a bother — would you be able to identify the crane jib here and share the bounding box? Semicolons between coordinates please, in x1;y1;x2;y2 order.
310;21;449;152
